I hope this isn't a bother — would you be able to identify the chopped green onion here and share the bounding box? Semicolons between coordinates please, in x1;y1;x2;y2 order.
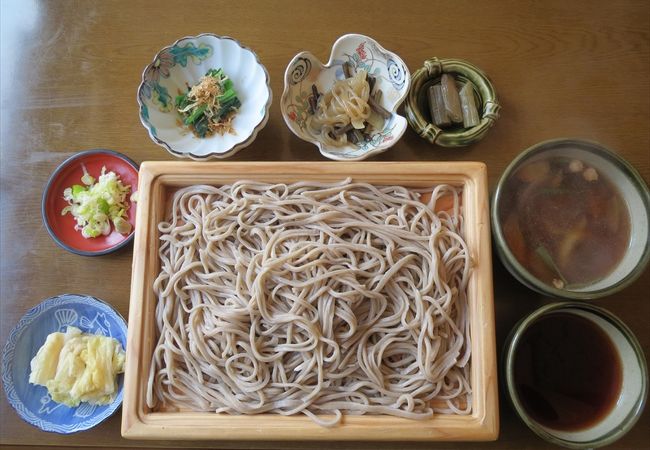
61;166;132;238
113;217;132;235
98;198;110;214
72;185;86;196
80;164;95;186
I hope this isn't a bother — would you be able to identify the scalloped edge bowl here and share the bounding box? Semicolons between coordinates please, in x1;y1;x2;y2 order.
281;34;410;161
137;33;272;160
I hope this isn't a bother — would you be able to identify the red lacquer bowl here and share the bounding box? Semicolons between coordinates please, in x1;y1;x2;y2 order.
42;150;139;256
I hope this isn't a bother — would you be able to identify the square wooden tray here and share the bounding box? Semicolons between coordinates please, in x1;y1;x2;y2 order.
122;161;498;441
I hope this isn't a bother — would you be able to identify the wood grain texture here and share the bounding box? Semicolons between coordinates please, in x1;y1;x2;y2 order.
122;162;497;441
0;0;648;448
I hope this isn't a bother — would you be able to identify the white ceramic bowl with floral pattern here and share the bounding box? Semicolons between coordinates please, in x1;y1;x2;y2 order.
281;34;410;161
137;34;272;160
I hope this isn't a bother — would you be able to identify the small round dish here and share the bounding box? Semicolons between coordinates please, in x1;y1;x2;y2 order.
281;33;410;161
404;57;500;147
492;138;650;299
503;302;647;448
42;149;138;256
138;33;272;160
1;294;128;434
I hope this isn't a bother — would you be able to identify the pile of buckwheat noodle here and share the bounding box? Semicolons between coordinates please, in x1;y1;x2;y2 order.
147;179;472;427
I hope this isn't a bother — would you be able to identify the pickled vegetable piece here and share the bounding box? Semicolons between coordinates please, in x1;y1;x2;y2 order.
428;84;451;127
460;82;480;128
440;74;463;123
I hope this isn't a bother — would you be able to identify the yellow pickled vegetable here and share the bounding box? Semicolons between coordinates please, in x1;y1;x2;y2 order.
29;326;125;407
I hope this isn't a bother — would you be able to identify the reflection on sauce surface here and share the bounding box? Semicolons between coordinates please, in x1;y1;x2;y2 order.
514;313;622;431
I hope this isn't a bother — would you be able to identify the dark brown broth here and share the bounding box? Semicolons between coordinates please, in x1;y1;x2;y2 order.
513;312;622;431
499;156;631;287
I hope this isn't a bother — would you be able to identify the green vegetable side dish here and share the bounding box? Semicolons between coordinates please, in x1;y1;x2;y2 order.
176;68;241;138
61;166;133;238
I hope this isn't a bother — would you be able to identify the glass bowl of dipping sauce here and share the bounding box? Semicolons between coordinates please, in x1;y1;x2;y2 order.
504;302;648;448
492;138;650;299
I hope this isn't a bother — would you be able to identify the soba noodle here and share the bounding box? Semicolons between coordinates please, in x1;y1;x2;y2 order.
307;70;372;147
148;179;472;426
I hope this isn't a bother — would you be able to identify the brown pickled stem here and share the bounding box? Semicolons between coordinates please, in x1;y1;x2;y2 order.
368;95;391;119
373;89;383;104
342;62;353;78
333;123;353;136
368;75;376;95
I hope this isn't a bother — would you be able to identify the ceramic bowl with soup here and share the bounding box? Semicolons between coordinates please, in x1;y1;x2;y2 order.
492;138;650;299
504;302;648;448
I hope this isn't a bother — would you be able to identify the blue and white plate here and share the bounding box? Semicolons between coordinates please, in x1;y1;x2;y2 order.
138;33;272;160
1;293;127;434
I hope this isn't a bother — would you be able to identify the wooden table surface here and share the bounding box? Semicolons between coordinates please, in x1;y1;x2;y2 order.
1;0;648;448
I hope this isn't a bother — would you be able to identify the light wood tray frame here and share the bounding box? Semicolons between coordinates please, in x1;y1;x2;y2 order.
122;161;498;441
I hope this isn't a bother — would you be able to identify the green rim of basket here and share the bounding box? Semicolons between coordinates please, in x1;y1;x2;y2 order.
405;57;500;147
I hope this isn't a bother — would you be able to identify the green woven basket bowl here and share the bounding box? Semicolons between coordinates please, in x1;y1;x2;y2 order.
405;57;500;147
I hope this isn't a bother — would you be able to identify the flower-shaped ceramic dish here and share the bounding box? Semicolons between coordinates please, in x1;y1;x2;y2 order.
281;34;410;161
2;294;128;433
137;33;272;160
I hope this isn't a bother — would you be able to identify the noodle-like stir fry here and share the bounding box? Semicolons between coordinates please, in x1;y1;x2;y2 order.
308;70;371;147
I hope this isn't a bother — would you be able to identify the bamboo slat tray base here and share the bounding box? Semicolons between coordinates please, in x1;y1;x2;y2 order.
122;161;498;441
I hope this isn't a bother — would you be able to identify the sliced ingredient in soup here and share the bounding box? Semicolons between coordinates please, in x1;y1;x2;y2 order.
499;157;630;288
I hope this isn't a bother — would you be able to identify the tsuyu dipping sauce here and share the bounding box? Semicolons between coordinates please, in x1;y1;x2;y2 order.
504;303;648;449
513;312;622;431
